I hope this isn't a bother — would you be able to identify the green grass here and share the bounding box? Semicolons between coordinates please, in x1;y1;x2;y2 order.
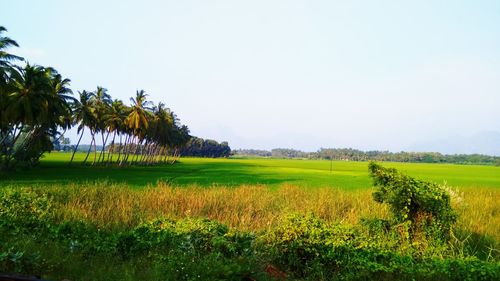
2;153;500;280
1;152;499;189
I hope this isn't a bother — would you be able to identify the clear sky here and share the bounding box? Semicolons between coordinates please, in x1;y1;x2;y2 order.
3;0;500;153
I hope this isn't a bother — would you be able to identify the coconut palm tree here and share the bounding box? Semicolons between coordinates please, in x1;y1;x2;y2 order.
5;64;52;166
90;86;111;164
104;99;128;164
122;90;150;165
46;68;74;136
69;90;96;165
0;26;23;164
152;103;173;164
5;64;74;167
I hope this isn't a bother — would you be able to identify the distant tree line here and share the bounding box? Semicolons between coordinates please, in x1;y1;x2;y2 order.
315;148;500;165
271;148;311;158
180;137;231;158
234;147;500;165
232;149;271;157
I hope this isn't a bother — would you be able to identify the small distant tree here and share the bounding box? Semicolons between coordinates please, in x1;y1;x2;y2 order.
61;137;70;146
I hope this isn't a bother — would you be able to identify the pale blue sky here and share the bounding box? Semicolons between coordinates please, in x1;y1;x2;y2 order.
3;0;500;153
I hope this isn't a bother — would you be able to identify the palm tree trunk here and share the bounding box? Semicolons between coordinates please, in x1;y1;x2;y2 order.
165;148;170;164
0;124;16;145
117;133;124;163
147;143;154;164
140;141;149;164
92;133;97;165
169;149;177;164
121;134;133;166
4;124;24;166
147;143;154;165
124;135;134;164
97;131;105;163
83;131;94;165
151;144;160;165
132;138;142;164
162;147;168;164
99;130;110;163
107;131;117;164
69;127;85;165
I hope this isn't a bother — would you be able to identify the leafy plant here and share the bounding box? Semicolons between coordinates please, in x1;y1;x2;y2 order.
0;188;53;233
368;162;456;242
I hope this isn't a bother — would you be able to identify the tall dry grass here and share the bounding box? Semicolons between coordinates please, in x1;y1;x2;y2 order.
450;187;500;258
50;183;389;231
48;183;500;243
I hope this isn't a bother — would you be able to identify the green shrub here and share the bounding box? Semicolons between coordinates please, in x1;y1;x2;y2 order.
116;218;255;259
0;188;53;234
265;213;357;277
368;162;456;242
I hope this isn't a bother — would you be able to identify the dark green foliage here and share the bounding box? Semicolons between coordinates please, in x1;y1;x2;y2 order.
368;162;456;242
0;247;43;274
265;214;500;281
0;188;53;232
265;213;356;277
180;137;231;158
271;148;311;158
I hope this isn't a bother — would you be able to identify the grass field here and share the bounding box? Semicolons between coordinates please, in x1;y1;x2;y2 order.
2;153;500;280
1;152;500;189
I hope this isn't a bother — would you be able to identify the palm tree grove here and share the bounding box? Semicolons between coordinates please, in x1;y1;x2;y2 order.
1;26;191;170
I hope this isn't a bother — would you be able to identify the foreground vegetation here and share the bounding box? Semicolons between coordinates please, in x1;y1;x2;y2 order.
1;162;499;280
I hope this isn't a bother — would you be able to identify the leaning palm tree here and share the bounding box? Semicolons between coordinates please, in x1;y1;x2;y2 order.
0;26;23;164
104;99;128;164
90;86;111;164
151;103;173;164
69;90;96;165
5;64;73;167
122;90;150;165
46;68;74;138
5;64;52;166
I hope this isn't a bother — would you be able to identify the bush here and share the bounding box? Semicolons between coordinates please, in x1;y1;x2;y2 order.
264;213;357;277
116;218;255;259
0;188;53;233
265;214;500;280
368;162;456;242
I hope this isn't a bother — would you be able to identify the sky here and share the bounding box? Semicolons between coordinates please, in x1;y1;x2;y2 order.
3;0;500;154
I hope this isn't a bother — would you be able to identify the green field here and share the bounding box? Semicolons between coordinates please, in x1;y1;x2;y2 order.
2;152;500;280
2;152;499;189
